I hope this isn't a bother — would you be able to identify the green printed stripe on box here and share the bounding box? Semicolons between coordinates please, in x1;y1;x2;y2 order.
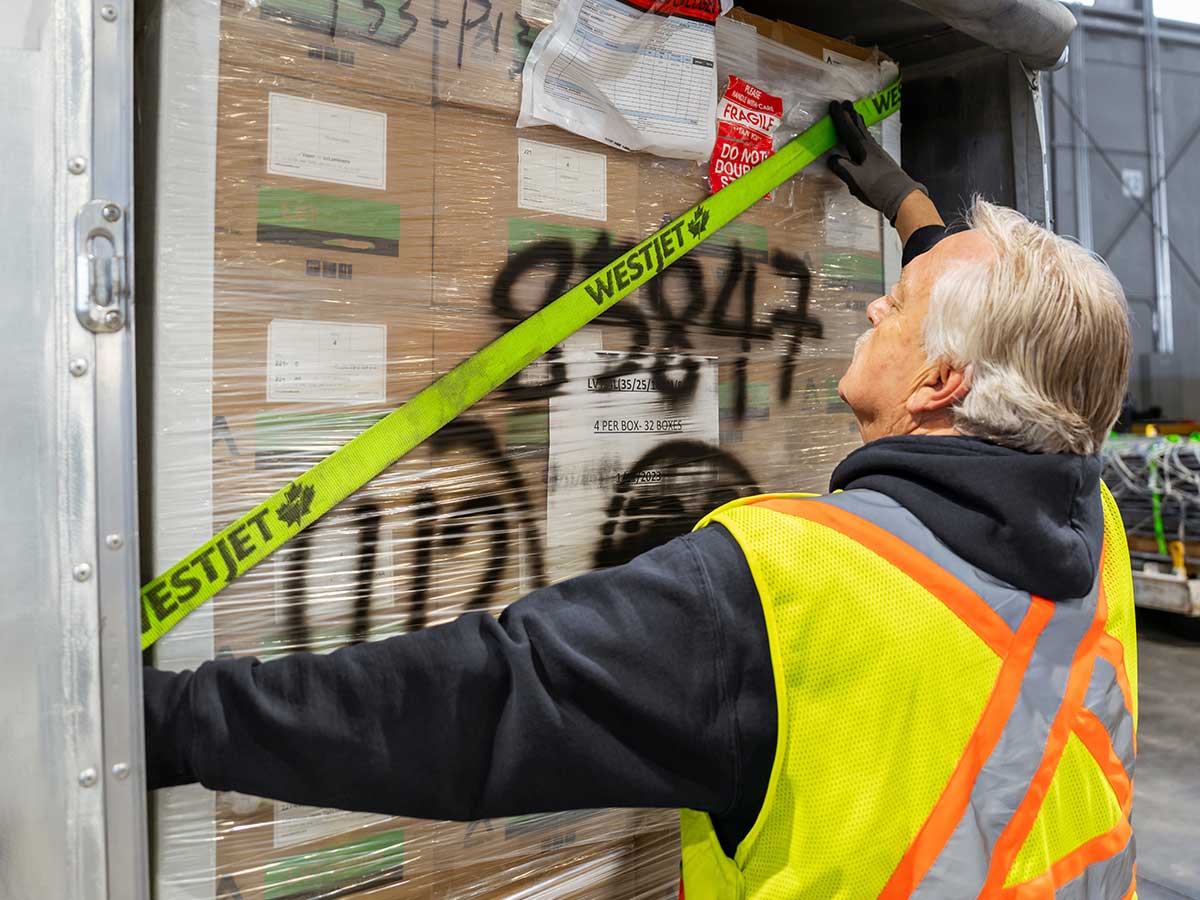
258;188;401;257
707;219;769;254
257;411;389;453
263;828;406;900
256;411;390;470
820;251;884;291
507;218;607;252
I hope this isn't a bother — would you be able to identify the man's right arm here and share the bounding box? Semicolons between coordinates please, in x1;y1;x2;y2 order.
826;100;947;259
144;524;776;843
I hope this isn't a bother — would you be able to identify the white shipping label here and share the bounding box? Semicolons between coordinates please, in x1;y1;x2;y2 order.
517;138;608;221
268;319;387;404
518;0;719;161
268;93;387;190
545;353;718;582
823;47;861;67
274;801;390;849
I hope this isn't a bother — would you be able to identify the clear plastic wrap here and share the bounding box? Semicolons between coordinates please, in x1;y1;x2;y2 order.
1103;433;1200;561
139;1;897;896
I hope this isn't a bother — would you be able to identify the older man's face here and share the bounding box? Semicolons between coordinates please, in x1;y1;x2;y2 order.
838;231;991;443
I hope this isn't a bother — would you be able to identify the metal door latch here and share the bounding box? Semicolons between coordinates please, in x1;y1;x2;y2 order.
75;199;128;333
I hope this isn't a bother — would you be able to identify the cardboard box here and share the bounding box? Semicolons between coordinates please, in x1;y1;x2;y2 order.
433;836;645;900
431;105;642;371
433;0;552;116
218;0;437;104
438;809;645;871
726;7;877;65
205;69;437;657
211;795;441;900
210;70;436;411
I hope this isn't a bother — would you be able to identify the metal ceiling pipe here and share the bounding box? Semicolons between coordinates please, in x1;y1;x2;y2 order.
900;0;1078;69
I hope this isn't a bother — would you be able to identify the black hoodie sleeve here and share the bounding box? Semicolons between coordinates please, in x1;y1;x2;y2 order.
902;224;949;267
144;524;776;835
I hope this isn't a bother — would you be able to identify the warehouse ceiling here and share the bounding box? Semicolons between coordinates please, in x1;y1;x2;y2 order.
737;1;988;65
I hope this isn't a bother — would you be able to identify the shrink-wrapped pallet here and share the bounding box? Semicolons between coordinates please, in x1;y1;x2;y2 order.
140;1;898;896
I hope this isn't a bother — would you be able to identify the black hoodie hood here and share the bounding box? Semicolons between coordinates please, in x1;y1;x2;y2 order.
829;435;1104;600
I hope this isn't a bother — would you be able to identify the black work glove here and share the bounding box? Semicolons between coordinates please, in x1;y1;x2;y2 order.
827;100;927;224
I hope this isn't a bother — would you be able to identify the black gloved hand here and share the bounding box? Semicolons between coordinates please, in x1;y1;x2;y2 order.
827;100;927;224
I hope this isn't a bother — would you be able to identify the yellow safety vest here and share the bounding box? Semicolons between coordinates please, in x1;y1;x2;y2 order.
681;484;1138;900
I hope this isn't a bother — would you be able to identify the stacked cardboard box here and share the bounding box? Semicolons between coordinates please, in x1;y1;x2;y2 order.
152;1;892;897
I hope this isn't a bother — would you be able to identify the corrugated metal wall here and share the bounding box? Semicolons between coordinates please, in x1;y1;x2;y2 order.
1048;1;1200;418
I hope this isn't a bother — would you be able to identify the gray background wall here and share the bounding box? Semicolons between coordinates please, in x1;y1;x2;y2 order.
1048;1;1200;418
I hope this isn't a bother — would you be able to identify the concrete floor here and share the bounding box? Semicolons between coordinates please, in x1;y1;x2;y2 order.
1131;610;1200;900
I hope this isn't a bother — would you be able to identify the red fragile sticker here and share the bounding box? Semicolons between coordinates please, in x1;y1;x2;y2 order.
709;76;783;197
621;0;721;24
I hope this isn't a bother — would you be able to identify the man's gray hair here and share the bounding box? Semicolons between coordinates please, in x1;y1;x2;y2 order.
923;199;1131;455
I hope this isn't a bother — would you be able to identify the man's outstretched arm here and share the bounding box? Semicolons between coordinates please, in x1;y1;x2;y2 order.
144;525;775;828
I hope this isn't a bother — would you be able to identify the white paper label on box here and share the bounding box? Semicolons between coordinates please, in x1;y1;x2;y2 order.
517;138;608;221
267;319;387;404
823;47;860;67
267;93;387;190
546;353;718;581
274;801;390;849
518;0;719;161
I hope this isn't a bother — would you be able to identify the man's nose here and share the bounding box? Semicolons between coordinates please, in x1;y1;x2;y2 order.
866;296;888;326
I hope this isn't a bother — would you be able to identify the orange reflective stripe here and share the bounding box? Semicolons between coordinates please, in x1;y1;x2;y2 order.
1097;634;1137;752
998;819;1133;900
980;571;1110;897
1074;709;1134;817
1124;864;1137;900
877;598;1054;900
756;498;1014;655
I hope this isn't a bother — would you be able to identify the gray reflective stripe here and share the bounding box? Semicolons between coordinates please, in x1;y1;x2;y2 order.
796;491;1107;898
1053;830;1136;900
910;579;1100;898
1085;657;1136;777
813;491;1033;633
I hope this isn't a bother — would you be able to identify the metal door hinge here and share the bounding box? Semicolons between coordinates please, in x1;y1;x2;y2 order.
75;199;128;332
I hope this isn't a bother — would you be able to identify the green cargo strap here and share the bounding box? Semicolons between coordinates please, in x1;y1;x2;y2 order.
141;80;903;649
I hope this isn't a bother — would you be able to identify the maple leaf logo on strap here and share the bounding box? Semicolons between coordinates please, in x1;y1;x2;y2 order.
276;480;315;529
687;205;710;239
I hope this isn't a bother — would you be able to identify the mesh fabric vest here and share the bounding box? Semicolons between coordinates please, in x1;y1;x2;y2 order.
680;485;1138;900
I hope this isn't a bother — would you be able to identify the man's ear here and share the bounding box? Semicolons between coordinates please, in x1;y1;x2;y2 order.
906;360;971;415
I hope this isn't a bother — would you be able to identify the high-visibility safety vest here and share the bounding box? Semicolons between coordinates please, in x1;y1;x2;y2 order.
681;484;1138;900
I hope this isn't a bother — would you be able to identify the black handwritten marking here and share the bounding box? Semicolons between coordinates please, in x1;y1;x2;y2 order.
594;441;760;569
512;12;537;75
279;500;379;652
429;417;546;597
769;250;821;404
281;529;314;653
350;502;382;645
216;876;246;900
488;231;826;417
458;0;494;68
212;415;241;460
392;0;420;48
491;239;575;399
405;488;439;633
362;0;385;34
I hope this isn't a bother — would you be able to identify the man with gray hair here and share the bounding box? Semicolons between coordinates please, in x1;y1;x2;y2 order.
144;103;1139;898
